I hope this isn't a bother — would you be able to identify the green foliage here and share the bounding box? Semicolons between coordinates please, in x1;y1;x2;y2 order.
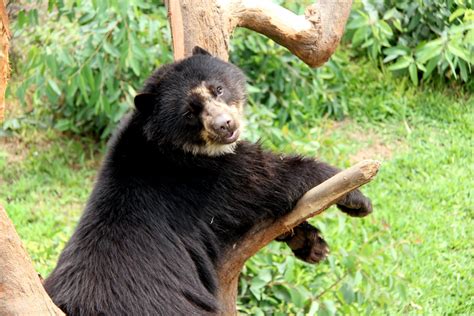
345;0;474;85
13;0;172;137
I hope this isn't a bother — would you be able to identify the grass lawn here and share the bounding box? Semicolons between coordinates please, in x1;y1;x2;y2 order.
1;61;472;314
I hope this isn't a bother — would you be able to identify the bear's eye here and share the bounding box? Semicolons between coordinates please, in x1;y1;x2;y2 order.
216;86;224;96
183;111;195;120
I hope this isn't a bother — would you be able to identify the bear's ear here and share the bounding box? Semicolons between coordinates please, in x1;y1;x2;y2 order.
134;93;157;114
192;46;212;56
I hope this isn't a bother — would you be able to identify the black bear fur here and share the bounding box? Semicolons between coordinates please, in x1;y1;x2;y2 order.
44;48;372;315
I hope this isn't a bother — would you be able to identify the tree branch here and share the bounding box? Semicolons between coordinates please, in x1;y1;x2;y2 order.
0;205;64;315
225;0;353;67
165;0;353;67
216;160;380;315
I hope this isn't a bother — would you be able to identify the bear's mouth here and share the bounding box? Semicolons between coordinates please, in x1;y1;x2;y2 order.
219;129;240;144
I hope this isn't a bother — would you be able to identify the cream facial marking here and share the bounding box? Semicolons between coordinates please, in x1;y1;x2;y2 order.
184;82;245;156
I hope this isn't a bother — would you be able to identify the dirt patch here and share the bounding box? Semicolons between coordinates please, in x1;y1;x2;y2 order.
349;127;406;163
321;119;406;163
350;141;394;163
0;136;28;164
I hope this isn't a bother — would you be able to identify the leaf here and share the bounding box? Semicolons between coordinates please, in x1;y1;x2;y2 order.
346;15;368;29
444;51;458;79
423;56;440;79
249;270;271;301
393;19;402;32
55;119;71;131
449;8;465;22
320;300;337;316
409;63;419;86
308;301;319;316
378;20;393;36
78;73;90;102
48;79;62;96
340;282;355;304
383;46;409;63
352;27;369;46
129;57;141;76
103;41;121;58
458;59;469;82
383;8;398;20
353;271;363;286
388;56;413;71
397;283;408;301
415;43;443;64
272;284;291;302
384;46;409;57
283;256;295;283
288;286;306;308
447;43;469;62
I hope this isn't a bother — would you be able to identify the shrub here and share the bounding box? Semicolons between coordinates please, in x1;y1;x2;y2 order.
12;0;172;138
345;0;474;85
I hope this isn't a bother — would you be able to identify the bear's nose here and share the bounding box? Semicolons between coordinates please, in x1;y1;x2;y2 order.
213;114;236;136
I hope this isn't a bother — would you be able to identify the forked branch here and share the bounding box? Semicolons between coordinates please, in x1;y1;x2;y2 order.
227;0;353;67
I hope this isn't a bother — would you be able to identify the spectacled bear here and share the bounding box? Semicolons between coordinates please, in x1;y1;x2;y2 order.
44;47;372;315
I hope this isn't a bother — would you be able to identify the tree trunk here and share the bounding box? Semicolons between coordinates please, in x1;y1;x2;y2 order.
0;206;65;315
0;0;9;122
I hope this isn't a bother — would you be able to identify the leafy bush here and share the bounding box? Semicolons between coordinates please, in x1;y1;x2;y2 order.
345;0;474;84
12;0;172;137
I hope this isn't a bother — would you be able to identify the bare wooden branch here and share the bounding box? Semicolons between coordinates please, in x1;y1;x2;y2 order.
227;0;353;67
0;205;65;315
216;160;380;315
165;0;353;67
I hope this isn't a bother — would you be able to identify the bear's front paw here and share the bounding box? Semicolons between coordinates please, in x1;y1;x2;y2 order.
337;189;373;217
280;222;329;264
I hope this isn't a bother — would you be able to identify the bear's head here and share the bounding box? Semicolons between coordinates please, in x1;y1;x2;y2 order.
134;47;247;156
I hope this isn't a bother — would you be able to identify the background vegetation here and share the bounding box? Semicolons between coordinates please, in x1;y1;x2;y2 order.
1;0;473;315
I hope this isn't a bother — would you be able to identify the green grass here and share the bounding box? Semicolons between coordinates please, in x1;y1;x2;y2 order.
1;60;472;315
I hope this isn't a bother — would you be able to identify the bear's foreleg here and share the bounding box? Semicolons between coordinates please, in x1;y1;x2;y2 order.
270;156;373;263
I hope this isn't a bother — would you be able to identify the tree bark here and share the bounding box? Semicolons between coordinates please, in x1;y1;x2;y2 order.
165;0;353;67
164;0;231;60
0;0;10;122
0;205;65;315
